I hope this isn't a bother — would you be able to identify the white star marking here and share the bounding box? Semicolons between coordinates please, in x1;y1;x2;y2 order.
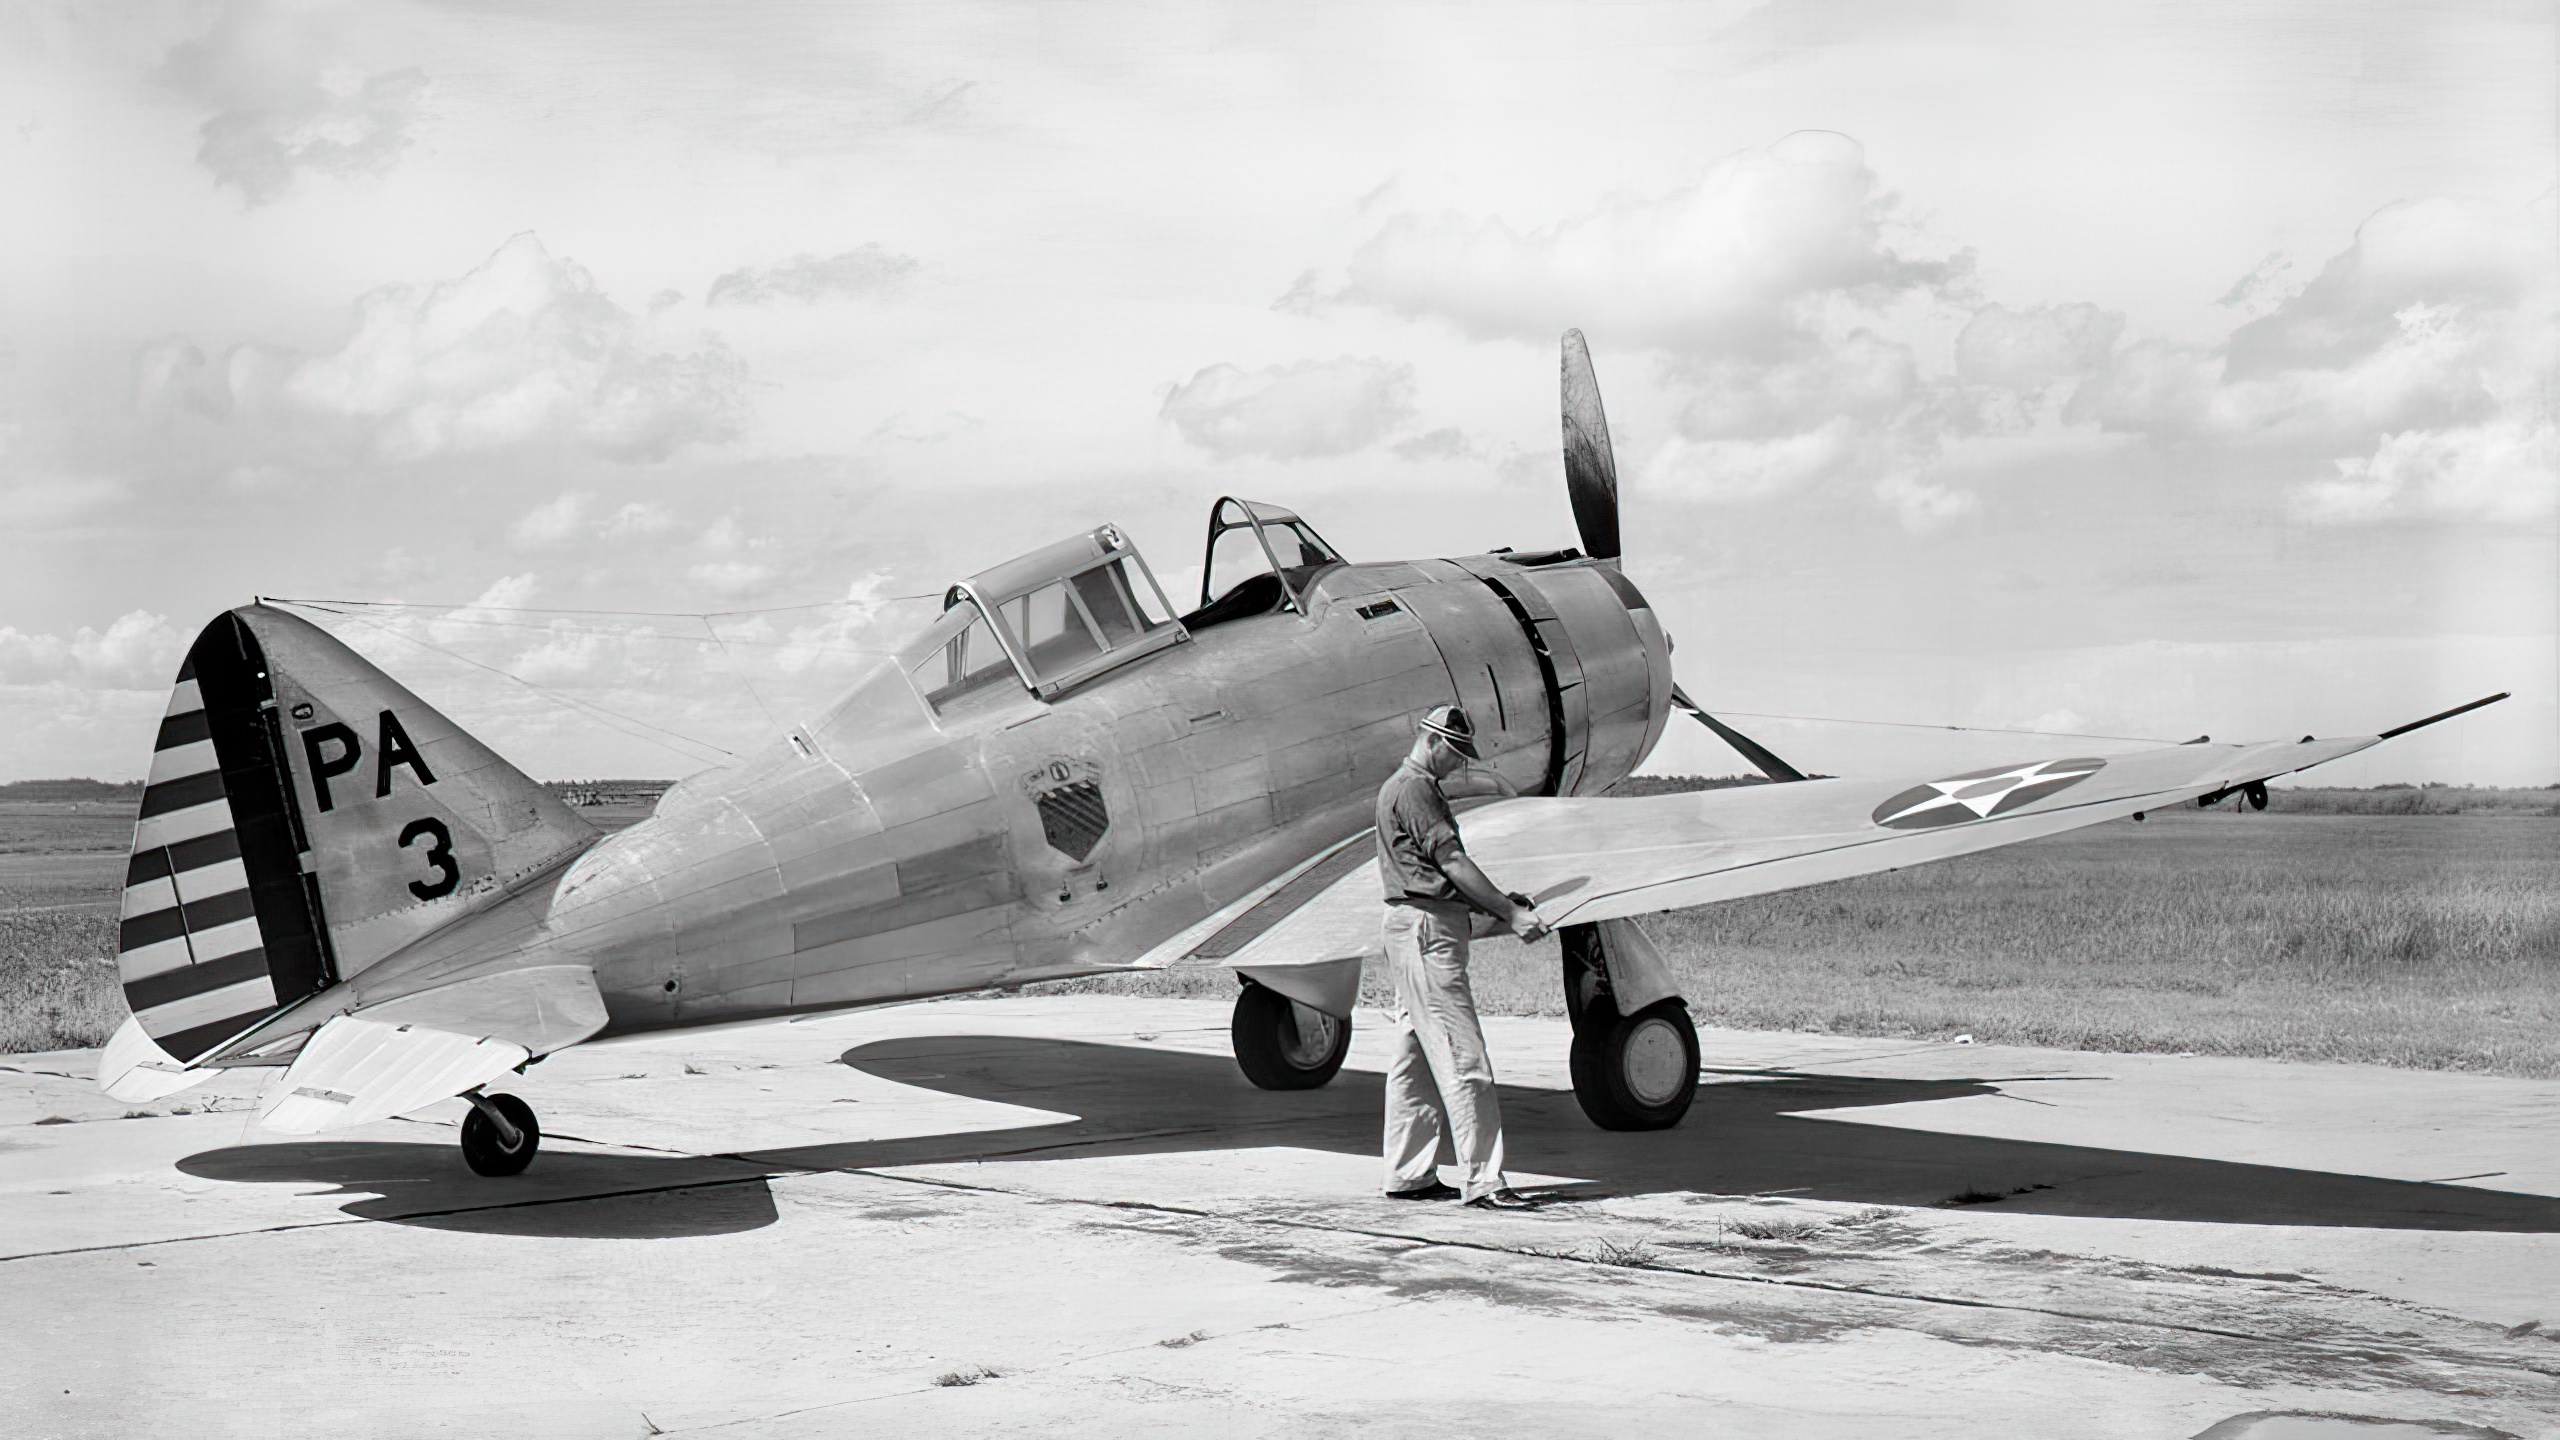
1890;760;2085;824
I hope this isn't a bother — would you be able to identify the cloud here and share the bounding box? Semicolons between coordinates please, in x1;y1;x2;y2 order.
133;337;234;420
1160;356;1417;460
1676;330;1922;439
1872;471;1978;530
507;492;591;548
2298;419;2559;523
1325;131;1968;356
280;568;927;774
1955;302;2124;395
161;3;428;206
0;612;191;690
503;493;681;548
688;561;773;596
2215;253;2295;318
151;233;750;465
707;246;919;307
1299;139;2548;539
758;573;902;675
604;501;676;538
1293;131;1986;527
437;573;541;632
2071;200;2549;444
1640;422;1858;502
2225;199;2538;379
1392;427;1478;463
2052;197;2555;523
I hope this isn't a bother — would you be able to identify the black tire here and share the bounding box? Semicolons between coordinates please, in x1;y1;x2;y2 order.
1231;981;1352;1090
460;1092;541;1176
1568;1000;1698;1131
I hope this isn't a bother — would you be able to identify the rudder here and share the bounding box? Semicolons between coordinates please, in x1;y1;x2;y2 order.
112;605;599;1067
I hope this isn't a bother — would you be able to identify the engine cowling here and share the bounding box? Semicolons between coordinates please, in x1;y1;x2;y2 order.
1497;562;1673;794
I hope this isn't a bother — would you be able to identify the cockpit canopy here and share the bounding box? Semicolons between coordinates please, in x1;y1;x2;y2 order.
900;523;1185;712
1190;497;1345;627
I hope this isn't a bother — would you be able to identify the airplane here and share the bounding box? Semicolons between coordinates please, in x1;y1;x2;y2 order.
94;331;2506;1177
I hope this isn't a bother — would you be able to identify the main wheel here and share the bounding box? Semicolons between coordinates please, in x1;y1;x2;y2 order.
1569;1000;1698;1131
1231;980;1352;1090
460;1092;541;1176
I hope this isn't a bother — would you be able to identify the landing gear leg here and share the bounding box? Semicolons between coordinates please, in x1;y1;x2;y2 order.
1561;923;1698;1131
461;1089;541;1176
1231;979;1352;1090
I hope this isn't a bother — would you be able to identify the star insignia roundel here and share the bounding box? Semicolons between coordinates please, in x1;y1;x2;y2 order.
1870;757;2108;830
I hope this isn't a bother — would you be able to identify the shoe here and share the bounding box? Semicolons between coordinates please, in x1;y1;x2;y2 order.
1463;1188;1541;1211
1383;1181;1462;1201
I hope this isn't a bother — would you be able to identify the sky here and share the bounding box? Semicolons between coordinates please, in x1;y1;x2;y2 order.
1;0;2552;786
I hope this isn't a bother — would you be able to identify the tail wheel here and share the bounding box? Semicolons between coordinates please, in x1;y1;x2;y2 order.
461;1092;541;1176
1569;1000;1698;1131
1231;980;1351;1090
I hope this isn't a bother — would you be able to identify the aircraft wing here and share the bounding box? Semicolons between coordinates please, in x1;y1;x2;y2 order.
1473;734;2377;926
1159;732;2383;986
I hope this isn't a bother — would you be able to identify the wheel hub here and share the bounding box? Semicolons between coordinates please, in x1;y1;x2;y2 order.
1283;1004;1341;1068
1621;1017;1687;1106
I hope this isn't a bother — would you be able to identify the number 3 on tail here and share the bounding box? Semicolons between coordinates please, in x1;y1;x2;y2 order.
399;817;460;900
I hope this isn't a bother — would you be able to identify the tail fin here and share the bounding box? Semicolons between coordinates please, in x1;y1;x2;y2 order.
110;605;597;1067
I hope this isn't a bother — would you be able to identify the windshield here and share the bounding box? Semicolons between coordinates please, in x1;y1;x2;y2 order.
901;603;1018;711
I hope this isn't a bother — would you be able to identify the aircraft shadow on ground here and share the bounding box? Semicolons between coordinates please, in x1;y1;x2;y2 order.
174;1141;779;1239
757;1035;2560;1234
170;1033;2560;1240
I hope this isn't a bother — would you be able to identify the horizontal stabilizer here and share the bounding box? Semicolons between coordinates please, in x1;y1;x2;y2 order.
97;1015;217;1102
356;964;608;1057
254;964;607;1134
258;1014;527;1135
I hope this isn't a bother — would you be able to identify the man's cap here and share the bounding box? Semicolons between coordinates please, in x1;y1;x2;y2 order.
1418;704;1478;758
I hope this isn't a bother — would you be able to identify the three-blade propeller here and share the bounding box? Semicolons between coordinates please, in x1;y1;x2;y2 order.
1561;329;1805;785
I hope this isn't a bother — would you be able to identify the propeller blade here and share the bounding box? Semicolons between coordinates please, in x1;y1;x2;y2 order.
1561;328;1620;561
1672;684;1807;783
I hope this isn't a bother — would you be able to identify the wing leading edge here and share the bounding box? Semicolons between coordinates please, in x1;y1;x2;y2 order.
1188;730;2391;975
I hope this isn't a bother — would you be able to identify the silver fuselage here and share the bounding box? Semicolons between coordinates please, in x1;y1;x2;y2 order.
337;553;1674;1037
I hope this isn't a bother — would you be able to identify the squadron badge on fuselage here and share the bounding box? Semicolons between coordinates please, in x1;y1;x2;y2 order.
1870;756;2107;830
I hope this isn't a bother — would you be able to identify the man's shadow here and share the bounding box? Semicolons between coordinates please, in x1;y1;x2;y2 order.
178;1033;2560;1238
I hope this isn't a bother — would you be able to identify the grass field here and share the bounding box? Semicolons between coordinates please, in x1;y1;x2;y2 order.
6;795;2556;1075
0;802;128;1054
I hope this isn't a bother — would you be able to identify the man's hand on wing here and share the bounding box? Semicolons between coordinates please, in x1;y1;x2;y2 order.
1441;853;1548;942
1506;892;1549;943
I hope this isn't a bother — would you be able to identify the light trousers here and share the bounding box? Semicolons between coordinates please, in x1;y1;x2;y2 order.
1381;900;1508;1200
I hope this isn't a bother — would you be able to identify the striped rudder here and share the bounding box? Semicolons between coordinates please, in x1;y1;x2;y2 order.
119;615;336;1063
109;604;602;1076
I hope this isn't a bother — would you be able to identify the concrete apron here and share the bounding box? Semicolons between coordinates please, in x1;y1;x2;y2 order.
2;995;2554;1439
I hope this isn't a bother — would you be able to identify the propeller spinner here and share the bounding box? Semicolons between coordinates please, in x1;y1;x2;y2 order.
1560;330;1806;785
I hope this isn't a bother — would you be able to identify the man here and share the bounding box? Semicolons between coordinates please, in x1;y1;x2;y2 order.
1376;704;1549;1209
